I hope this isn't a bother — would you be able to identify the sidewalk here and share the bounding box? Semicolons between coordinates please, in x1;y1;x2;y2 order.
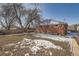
71;39;79;56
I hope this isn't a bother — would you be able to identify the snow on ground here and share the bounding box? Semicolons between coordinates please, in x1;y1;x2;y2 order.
20;38;63;54
33;40;62;49
4;38;63;54
31;39;63;54
32;33;75;53
3;33;74;55
32;33;73;42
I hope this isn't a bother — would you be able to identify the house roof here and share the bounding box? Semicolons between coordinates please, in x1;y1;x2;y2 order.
40;19;66;25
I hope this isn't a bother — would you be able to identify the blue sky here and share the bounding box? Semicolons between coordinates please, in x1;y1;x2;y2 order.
39;3;79;25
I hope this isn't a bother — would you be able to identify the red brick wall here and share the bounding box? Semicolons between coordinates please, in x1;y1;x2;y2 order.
35;24;68;35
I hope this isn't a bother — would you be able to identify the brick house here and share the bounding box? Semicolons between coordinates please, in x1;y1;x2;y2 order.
35;19;68;35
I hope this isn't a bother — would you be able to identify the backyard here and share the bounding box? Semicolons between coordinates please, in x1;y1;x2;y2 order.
0;33;72;56
0;3;79;56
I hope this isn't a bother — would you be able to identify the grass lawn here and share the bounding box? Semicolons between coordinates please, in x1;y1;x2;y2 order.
0;33;72;56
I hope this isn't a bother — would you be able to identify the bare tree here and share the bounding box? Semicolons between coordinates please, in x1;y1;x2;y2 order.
26;3;42;28
13;4;28;30
0;3;42;32
0;4;16;30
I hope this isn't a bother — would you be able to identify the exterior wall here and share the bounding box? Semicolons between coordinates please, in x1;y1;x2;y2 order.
77;26;79;32
68;25;77;31
35;24;68;35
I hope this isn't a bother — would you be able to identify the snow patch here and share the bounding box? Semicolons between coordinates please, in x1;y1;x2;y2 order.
32;33;73;42
30;39;63;54
33;40;62;49
5;38;63;55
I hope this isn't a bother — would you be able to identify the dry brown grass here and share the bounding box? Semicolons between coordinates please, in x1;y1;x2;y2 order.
36;48;71;56
0;34;25;47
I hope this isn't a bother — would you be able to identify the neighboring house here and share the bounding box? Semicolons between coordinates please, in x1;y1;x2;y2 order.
77;26;79;32
68;25;77;31
35;19;68;35
68;24;79;32
76;24;79;32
